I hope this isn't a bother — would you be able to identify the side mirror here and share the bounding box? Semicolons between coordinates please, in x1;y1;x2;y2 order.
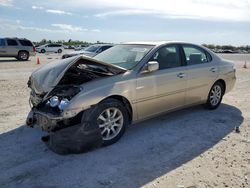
143;61;159;73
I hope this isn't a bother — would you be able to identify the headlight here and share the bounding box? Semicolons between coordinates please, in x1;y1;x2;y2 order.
58;98;69;110
49;96;60;107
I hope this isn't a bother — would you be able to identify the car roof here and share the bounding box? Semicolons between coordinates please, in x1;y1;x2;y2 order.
123;41;192;46
3;37;30;41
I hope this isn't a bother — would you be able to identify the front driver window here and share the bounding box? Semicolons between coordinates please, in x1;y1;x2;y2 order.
150;45;181;70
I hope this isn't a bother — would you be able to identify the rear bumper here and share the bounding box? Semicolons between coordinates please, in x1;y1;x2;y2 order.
225;72;236;94
30;51;36;57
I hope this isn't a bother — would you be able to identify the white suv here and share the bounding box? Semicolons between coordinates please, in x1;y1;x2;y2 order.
36;44;63;53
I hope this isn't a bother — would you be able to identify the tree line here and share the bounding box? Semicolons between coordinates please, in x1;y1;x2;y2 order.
33;39;250;51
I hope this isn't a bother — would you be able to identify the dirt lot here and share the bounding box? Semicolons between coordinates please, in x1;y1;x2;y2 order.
0;52;249;188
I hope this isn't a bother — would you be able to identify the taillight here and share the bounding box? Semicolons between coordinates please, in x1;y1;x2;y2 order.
33;46;36;52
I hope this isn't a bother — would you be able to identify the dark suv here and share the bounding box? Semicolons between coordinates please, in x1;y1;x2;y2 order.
0;38;36;61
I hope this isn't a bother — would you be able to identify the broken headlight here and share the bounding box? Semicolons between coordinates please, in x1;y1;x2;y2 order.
48;96;60;107
58;98;69;110
47;96;70;111
46;86;82;111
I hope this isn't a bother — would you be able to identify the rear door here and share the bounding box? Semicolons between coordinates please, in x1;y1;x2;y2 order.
0;39;7;56
181;44;218;105
46;44;53;52
136;44;187;119
6;39;19;56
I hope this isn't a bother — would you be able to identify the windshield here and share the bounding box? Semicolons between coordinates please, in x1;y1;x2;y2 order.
85;45;99;52
94;44;154;69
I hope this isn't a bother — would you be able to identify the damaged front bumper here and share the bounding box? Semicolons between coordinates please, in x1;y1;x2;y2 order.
26;104;83;131
26;107;103;155
26;108;68;132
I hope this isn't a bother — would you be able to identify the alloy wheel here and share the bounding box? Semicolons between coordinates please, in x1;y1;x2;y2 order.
97;107;124;141
209;85;222;106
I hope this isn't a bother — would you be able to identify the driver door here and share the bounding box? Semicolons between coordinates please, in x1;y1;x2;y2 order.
136;44;187;120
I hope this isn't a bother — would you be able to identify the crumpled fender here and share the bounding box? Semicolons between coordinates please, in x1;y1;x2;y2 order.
42;120;103;155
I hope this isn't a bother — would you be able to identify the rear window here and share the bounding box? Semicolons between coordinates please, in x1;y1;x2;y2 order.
19;40;33;46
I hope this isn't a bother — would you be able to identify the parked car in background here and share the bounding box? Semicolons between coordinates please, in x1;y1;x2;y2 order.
0;37;35;61
36;44;63;53
74;44;88;51
27;41;236;148
62;44;114;59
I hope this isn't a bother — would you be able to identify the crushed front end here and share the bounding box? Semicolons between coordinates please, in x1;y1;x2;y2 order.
25;56;125;154
26;84;83;132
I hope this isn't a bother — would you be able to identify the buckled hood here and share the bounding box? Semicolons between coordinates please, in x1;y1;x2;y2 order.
30;56;126;95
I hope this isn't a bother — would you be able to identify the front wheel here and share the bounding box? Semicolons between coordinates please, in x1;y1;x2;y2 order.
205;82;224;110
81;99;129;146
58;49;62;53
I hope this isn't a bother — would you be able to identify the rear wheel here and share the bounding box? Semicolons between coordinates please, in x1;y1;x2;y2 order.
58;49;62;53
205;82;224;109
17;51;29;61
81;99;128;146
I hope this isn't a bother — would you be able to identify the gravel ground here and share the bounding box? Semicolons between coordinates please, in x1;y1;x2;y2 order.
0;52;249;188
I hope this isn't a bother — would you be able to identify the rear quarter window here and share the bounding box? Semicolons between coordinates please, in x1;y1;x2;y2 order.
18;40;33;46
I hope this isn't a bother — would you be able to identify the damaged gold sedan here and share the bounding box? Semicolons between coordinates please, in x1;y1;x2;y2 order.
26;42;236;154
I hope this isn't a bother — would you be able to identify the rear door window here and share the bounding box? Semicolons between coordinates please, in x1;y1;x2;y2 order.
47;44;55;47
182;45;211;65
7;39;18;46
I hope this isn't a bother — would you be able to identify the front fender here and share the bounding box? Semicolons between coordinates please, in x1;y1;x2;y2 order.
63;78;137;119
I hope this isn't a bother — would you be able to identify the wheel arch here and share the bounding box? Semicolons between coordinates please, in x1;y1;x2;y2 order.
100;95;133;124
214;79;226;94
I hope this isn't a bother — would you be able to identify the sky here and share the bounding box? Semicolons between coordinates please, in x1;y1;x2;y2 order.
0;0;250;45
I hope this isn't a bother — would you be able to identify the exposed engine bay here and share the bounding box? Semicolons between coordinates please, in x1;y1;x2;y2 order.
26;57;125;131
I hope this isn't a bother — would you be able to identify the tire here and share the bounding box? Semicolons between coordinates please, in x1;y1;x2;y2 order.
58;49;62;53
81;99;129;146
41;49;46;53
205;82;225;110
17;51;29;61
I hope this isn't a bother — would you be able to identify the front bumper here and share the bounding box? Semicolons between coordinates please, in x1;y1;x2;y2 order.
26;108;103;155
26;108;65;132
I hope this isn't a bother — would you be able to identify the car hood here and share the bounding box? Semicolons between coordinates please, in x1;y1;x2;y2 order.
30;56;126;95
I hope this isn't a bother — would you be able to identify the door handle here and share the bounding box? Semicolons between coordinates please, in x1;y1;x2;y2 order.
210;67;216;72
177;73;185;78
